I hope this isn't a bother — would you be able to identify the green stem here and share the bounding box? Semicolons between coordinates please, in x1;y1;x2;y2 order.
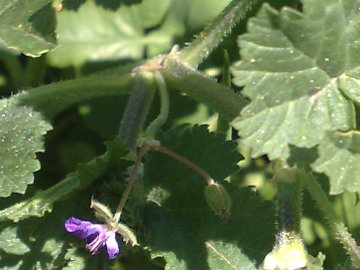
118;71;156;148
177;0;257;67
276;179;303;235
113;144;150;223
24;55;47;86
144;72;169;138
153;144;215;185
217;50;232;134
3;54;25;88
16;74;133;119
300;170;360;267
272;162;303;240
162;57;248;121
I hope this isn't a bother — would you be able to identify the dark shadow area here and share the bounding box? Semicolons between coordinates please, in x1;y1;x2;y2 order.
63;0;142;11
141;130;275;269
142;203;211;270
62;0;86;11
95;0;142;10
287;145;319;168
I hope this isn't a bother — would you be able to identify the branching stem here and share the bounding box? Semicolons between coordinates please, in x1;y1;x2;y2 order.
113;140;215;222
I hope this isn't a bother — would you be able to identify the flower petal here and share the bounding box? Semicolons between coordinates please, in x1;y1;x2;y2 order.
64;217;103;239
105;232;120;260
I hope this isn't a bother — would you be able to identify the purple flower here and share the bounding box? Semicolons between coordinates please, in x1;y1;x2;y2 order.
65;217;120;259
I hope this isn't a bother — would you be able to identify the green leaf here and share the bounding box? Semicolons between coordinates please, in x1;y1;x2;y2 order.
0;0;57;56
142;125;274;269
0;198;100;270
0;138;128;222
48;0;230;67
0;226;30;255
48;0;170;67
231;0;358;160
312;131;360;194
0;98;52;198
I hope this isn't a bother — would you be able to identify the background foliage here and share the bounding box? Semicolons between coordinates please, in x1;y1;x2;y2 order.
0;0;359;269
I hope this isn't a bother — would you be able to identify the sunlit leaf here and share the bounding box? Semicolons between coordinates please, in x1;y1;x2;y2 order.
231;0;359;160
0;98;52;197
312;131;360;194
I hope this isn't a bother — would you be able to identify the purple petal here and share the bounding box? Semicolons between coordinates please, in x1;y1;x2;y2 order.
105;232;120;260
86;232;107;255
64;217;103;239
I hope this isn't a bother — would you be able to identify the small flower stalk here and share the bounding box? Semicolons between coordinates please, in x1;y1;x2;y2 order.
205;182;232;221
65;198;138;260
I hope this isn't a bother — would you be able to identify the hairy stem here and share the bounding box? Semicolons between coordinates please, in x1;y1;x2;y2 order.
300;170;360;267
17;74;133;119
217;50;232;134
118;71;156;148
162;57;248;121
276;179;303;235
178;0;258;67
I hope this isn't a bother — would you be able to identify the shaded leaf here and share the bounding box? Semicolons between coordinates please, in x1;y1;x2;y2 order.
0;98;52;198
0;0;57;56
231;0;359;160
142;125;274;269
0;198;98;270
312;131;360;194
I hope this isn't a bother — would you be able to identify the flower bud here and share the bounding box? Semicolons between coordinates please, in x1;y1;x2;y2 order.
205;182;231;221
262;232;307;270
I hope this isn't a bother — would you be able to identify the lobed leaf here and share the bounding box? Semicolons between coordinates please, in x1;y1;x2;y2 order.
142;125;274;269
312;131;360;194
0;138;128;222
0;200;90;270
231;0;360;160
0;98;52;198
0;226;30;255
0;0;57;56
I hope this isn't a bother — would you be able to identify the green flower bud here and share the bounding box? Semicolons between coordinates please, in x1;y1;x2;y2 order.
205;182;231;221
